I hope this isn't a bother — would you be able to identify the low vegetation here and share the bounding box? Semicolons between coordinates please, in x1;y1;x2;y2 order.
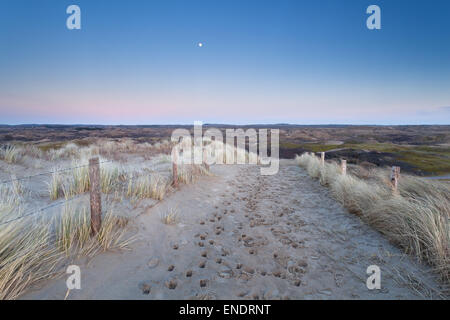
177;164;211;184
127;174;169;201
56;204;133;257
160;206;179;225
0;145;21;164
296;153;450;285
0;186;134;300
286;142;450;176
0;139;214;299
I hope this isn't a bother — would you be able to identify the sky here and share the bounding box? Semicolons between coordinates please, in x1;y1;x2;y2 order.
0;0;449;125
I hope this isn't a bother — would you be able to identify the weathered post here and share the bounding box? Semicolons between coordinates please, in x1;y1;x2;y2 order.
89;157;102;235
341;159;347;175
320;152;325;166
390;166;400;191
172;146;179;188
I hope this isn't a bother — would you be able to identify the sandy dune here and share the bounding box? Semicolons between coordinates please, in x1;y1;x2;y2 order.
24;160;445;299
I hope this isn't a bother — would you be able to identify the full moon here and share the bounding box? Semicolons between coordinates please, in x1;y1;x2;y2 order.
198;42;203;47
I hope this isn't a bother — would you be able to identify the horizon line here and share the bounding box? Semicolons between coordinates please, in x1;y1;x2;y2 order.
1;123;449;127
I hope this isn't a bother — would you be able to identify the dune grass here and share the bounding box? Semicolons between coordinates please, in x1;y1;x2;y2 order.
56;204;133;257
0;184;62;299
101;166;120;194
0;184;23;222
0;217;64;300
177;164;210;185
0;140;210;299
0;145;22;164
160;206;179;225
126;173;169;201
47;161;125;200
296;153;450;284
48;171;63;200
0;191;133;300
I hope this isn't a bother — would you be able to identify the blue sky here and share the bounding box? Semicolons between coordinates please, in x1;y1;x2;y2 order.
0;0;449;125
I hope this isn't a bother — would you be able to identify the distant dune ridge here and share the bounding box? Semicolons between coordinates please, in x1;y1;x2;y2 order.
0;124;449;175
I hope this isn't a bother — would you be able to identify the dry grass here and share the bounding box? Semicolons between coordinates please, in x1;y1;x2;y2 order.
127;173;169;201
177;164;210;185
48;161;124;200
0;185;64;300
56;204;134;257
160;206;179;225
48;170;63;200
0;145;22;164
98;139;172;161
0;184;23;222
296;153;450;285
0;192;133;300
2;139;173;166
101;164;124;194
0;140;207;299
66;162;90;196
0;217;64;300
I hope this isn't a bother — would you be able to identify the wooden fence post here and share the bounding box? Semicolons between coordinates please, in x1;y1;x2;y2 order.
320;152;325;166
341;159;347;175
390;166;400;191
89;157;102;235
172;146;179;188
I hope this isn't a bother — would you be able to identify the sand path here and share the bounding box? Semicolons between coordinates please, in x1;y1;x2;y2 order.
24;160;445;299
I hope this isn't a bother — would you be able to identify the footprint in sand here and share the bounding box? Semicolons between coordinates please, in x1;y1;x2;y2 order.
292;279;302;287
243;266;255;274
236;290;249;297
251;292;261;300
168;265;175;272
186;270;193;277
298;259;308;267
199;260;206;268
218;267;234;279
221;248;230;256
165;279;177;289
139;281;151;295
272;270;282;278
200;279;208;287
147;257;160;269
